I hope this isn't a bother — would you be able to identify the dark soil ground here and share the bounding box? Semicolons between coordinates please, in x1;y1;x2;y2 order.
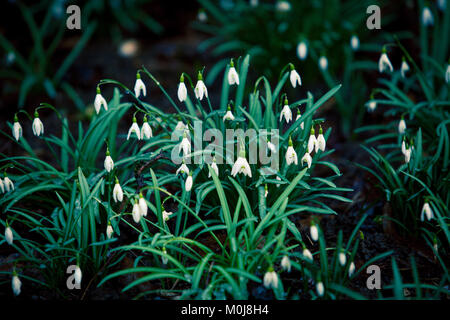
0;2;447;300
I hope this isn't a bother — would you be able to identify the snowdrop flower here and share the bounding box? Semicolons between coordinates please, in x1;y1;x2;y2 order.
289;64;302;88
400;58;410;78
297;41;308;60
398;118;406;134
141;116;152;139
12;272;21;296
138;193;148;217
401;139;407;155
106;223;114;239
348;262;356;277
113;177;123;203
132;199;141;223
177;74;188;102
176;160;189;175
197;9;207;22
438;0;446;10
227;59;239;85
194;71;208;100
445;63;450;83
12;114;22;141
301;152;312;169
5;224;13;245
94;86;108;114
267;140;277;154
162;247;168;265
302;247;313;262
185;172;193;192
422;7;434;26
264;184;268;198
162;208;173;222
310;222;319;241
285;137;298;166
0;178;4;193
223;105;235;122
316;281;325;297
104;149;114;173
350;35;360;51
316;126;326;152
127;117;141;140
32;111;44;136
378;47;393;73
3;175;14;192
74;265;82;286
134;72;146;98
250;0;258;7
319;56;328;71
339;251;347;267
209;157;219;177
276;1;291;12
280;97;292;123
281;255;291;272
231;147;252;178
308;128;317;153
179;131;191;156
421;201;434;221
404;146;412;164
263;268;278;289
296;109;304;129
366;101;377;112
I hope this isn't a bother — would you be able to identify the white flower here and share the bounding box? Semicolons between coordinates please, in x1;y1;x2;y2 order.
317;127;326;152
106;224;114;239
319;56;328;71
316;281;324;297
139;194;148;217
179;132;191;156
350;35;359;51
223;106;235;121
113;179;123;203
0;178;4;193
104;151;114;172
177;78;187;102
127;117;141;140
308;129;317;153
94;87;108;114
276;1;291;12
32;112;44;136
280;98;292;123
289;65;302;88
378;49;393;73
267;141;277;154
12;274;21;296
163;209;173;222
263;270;278;289
404;147;412;164
398;119;406;134
285;138;298;166
310;223;318;241
303;248;313;262
348;262;356;277
162;247;168;265
400;59;410;78
339;252;347;267
141;117;152;139
227;60;240;85
420;201;434;221
176;162;189;175
3;176;14;192
231;150;252;178
366;101;377;112
250;0;259;7
194;72;208;100
12;115;22;141
401;140;407;155
132;201;141;223
297;41;308;60
301;152;312;169
5;226;13;245
197;10;207;22
185;174;193;192
134;74;146;98
445;64;450;84
281;255;291;272
175;121;187;132
209;158;219;178
422;7;434;26
264;185;268;198
438;0;446;11
74;265;82;286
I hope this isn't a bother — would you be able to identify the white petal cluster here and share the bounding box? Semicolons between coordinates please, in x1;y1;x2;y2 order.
231;155;252;178
319;56;328;71
179;132;191;156
420;202;434;221
281;255;291;272
134;74;146;98
303;247;313;262
163;210;174;222
113;179;123;203
127;117;141;140
339;252;347;266
139;194;148;217
74;265;82;286
350;35;359;51
316;281;325;297
310;223;318;241
301;152;312;168
366;101;377;112
104;151;114;173
132;201;141;223
280;99;292;123
178;75;187;102
141;117;153;139
379;50;393;73
289;66;302;88
285;143;298;166
94;87;108;114
223;105;235;122
228;61;240;85
13;115;22;141
422;7;434;26
32;112;44;136
263;270;278;289
185;174;193;192
398;119;406;134
106;224;114;239
5;226;13;245
297;41;308;60
194;72;208;100
12;274;21;296
208;158;219;178
400;60;410;78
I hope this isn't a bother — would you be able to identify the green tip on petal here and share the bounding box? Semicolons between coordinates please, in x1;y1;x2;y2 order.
239;147;246;157
139;192;143;198
264;184;268;190
96;86;101;94
319;126;323;134
136;72;141;79
382;46;387;53
289;63;294;70
106;148;110;156
14;114;18;122
197;71;203;80
115;176;119;184
288;136;293;146
284;97;289;105
180;74;184;82
227;104;231;111
34;111;39;118
132;117;137;123
230;59;234;67
143;115;148;122
268;266;274;272
310;127;315;135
